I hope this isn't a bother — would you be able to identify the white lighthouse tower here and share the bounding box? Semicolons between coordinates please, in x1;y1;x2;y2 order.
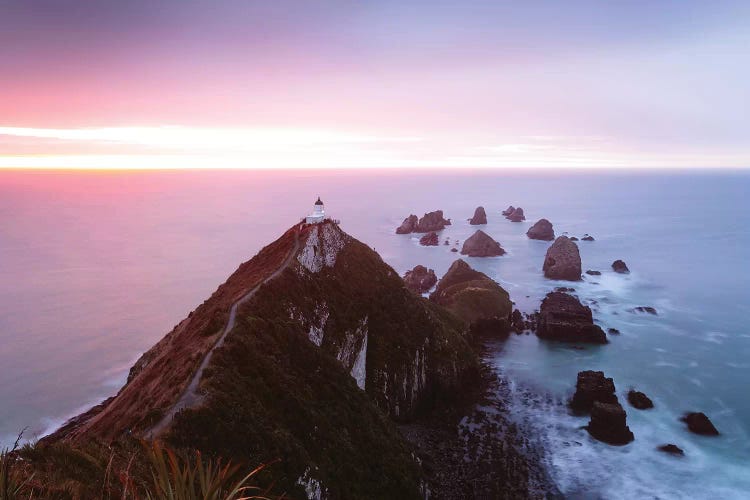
305;197;326;224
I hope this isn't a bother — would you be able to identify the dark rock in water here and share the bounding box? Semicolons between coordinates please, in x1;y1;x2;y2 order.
444;239;450;245
555;287;575;293
537;292;607;344
469;206;487;225
396;214;418;234
419;231;439;246
450;247;458;252
510;309;524;332
658;444;685;456
582;234;595;241
416;210;451;233
630;306;657;315
570;370;618;412
587;402;634;445
403;265;438;294
507;207;526;222
627;390;654;410
430;259;512;332
681;412;719;436
612;259;630;273
585;270;601;276
501;205;515;216
543;236;582;281
461;230;505;257
570;236;579;241
607;328;620;335
526;218;555;241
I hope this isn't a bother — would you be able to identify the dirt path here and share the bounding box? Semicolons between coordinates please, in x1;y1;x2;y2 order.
148;229;300;438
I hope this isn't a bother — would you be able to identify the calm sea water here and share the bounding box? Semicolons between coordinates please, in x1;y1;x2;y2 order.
1;169;749;498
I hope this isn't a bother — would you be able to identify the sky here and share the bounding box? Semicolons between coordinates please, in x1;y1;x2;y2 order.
1;0;749;169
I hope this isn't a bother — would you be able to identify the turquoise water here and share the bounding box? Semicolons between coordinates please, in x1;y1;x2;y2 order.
1;169;748;497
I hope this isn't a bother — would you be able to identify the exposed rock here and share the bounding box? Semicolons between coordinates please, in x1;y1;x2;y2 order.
526;219;555;241
555;286;575;293
658;444;685;456
416;210;451;233
430;259;512;333
627;390;654;410
570;236;579;241
570;370;618;412
543;236;582;281
612;259;630;273
501;205;515;216
396;214;418;234
469;206;487;225
538;292;606;344
403;265;438;294
582;234;595;241
587;402;634;445
510;309;524;332
419;231;439;246
444;239;450;245
607;328;620;335
585;270;601;276
681;412;720;436
461;230;506;257
630;306;657;315
506;207;526;222
450;248;458;252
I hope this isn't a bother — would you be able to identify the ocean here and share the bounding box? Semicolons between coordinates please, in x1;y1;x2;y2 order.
1;169;748;498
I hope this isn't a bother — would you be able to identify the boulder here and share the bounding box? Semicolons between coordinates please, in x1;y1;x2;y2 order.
537;292;606;344
469;206;487;225
570;370;618;412
403;265;438;294
630;306;657;315
461;230;505;257
543;236;582;281
526;219;555;241
657;444;685;456
627;390;654;410
587;402;635;445
501;205;515;216
607;328;620;335
585;270;601;276
507;207;525;222
450;248;458;252
430;259;512;332
416;210;451;233
570;236;579;241
396;214;418;234
612;259;630;274
510;309;524;332
582;235;595;241
681;412;719;436
419;231;439;246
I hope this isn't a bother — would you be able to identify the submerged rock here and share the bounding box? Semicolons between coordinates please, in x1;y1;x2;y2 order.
543;236;582;281
506;207;526;222
396;214;418;234
607;328;621;335
430;259;512;333
585;270;601;276
570;370;618;412
658;444;685;456
469;206;487;225
526;219;555;241
416;210;451;233
419;231;439;246
570;236;579;241
630;306;657;315
461;230;506;257
627;390;654;410
582;235;595;241
612;259;630;274
587;402;635;445
450;248;458;252
681;412;720;436
537;292;607;344
403;265;438;294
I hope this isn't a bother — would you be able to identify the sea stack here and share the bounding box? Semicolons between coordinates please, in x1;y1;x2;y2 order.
612;259;630;273
506;207;525;222
587;402;635;445
537;292;607;344
419;231;439;246
415;210;451;232
526;219;555;241
461;230;505;257
469;206;487;225
543;236;582;281
396;214;418;234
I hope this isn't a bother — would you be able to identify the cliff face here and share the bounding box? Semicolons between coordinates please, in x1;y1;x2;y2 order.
53;221;478;498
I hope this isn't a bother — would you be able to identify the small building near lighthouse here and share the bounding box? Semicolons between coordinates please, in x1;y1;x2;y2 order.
305;197;326;224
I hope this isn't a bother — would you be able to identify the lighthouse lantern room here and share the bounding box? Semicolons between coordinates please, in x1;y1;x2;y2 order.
305;197;326;224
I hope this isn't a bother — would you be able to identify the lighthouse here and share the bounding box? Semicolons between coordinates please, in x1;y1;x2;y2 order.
305;197;326;224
